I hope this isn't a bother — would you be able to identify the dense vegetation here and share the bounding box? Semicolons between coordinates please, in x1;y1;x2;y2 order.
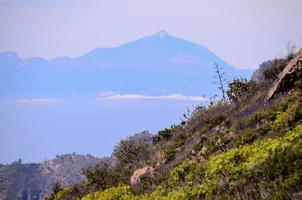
47;50;302;200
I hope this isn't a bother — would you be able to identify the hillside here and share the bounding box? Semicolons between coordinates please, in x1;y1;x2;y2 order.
0;154;100;200
47;49;302;200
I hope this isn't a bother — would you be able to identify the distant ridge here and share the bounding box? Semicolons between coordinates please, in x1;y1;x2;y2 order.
0;153;100;200
0;31;253;98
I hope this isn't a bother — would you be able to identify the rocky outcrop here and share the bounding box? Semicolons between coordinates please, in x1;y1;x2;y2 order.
265;49;302;101
252;59;279;83
130;166;155;185
0;154;100;200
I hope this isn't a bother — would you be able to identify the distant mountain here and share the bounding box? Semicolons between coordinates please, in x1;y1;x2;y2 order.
0;31;253;98
0;154;100;200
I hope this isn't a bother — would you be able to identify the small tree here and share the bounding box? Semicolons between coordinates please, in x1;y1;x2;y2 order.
227;78;256;103
113;131;152;170
213;63;227;102
83;158;119;191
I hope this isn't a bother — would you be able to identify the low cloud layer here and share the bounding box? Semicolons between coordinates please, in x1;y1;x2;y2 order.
15;98;64;105
98;92;208;102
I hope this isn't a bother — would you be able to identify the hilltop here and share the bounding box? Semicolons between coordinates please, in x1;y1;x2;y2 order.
0;154;100;200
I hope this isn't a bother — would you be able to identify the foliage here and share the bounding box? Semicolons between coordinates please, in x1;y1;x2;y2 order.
83;159;120;191
236;130;257;145
113;131;152;170
152;128;173;144
46;181;63;200
82;185;135;200
227;78;256;103
53;184;84;200
213;63;227;102
187;101;230;133
205;125;302;199
169;160;204;186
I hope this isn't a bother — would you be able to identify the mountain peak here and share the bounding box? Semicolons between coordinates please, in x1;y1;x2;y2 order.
154;30;170;39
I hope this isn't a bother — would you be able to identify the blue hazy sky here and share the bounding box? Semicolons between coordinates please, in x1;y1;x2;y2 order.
0;0;302;68
0;0;302;164
0;98;196;163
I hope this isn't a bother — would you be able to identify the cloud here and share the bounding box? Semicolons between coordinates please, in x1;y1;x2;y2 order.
97;92;208;102
15;98;64;105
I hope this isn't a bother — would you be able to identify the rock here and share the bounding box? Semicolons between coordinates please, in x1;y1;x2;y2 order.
130;166;155;185
201;146;207;155
224;131;236;141
155;162;161;168
265;49;302;101
196;151;206;162
252;60;278;83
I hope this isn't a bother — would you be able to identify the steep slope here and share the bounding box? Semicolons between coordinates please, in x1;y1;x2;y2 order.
48;50;302;200
266;49;302;100
0;154;100;200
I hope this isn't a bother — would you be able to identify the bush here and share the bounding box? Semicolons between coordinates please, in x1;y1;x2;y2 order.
113;131;152;170
53;184;84;200
82;185;136;200
82;159;119;191
227;78;256;103
152;128;173;144
236;130;257;145
169;160;204;186
164;148;177;162
187;101;230;133
46;181;63;200
206;124;302;199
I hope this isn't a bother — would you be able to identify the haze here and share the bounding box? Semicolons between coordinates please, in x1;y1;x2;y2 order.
1;0;302;68
0;0;302;164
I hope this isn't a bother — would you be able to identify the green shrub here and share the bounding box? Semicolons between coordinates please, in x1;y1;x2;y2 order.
227;78;256;103
153;128;173;144
82;185;135;200
164;148;177;162
169;160;204;186
236;130;257;145
83;161;120;191
206;124;302;198
54;185;83;200
203;137;216;156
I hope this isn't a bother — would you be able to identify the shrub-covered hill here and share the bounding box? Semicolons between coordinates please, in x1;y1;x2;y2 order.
48;50;302;200
0;154;101;200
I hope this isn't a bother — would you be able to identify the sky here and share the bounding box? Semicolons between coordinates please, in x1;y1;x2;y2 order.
1;0;302;164
0;0;301;69
0;98;197;164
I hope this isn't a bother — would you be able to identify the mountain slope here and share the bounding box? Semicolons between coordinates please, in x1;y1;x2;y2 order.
0;31;252;98
80;31;232;69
